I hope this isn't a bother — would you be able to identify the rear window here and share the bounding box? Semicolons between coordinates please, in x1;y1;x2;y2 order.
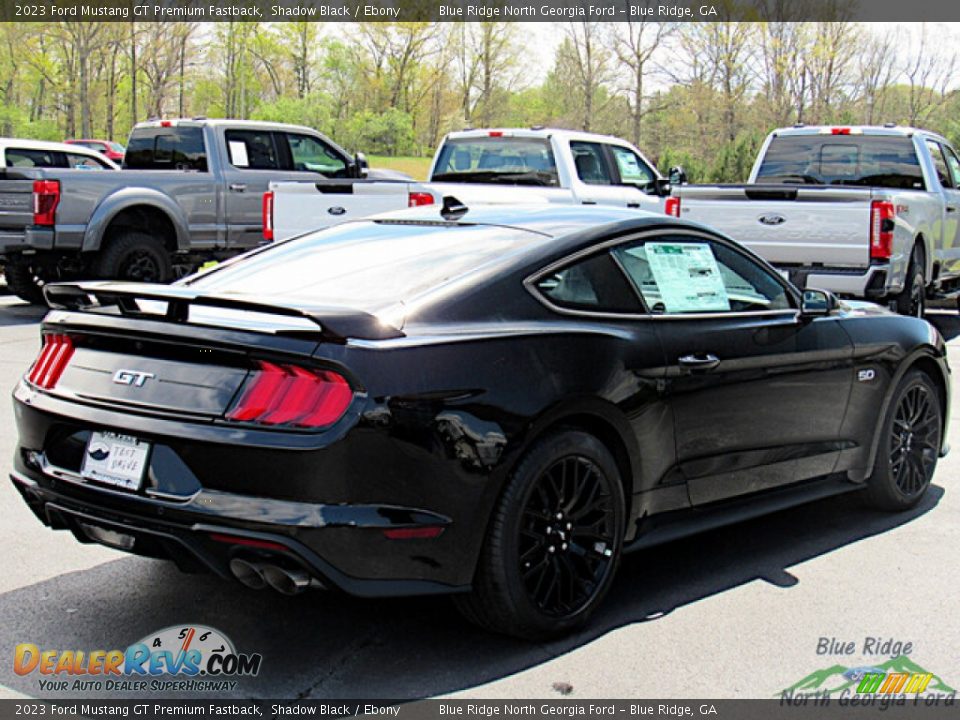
184;221;544;311
124;126;207;171
4;148;61;168
432;137;558;186
755;135;925;190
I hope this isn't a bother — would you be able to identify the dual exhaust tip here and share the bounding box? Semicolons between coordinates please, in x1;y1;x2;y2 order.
229;557;313;595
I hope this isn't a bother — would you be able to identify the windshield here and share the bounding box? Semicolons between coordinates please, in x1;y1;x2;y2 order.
184;220;545;312
432;137;559;186
755;135;925;190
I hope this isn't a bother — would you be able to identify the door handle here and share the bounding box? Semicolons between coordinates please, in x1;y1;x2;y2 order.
947;205;957;213
678;353;721;372
229;183;247;192
627;202;641;208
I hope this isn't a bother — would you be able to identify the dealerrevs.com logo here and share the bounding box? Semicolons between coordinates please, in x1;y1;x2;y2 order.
14;625;262;693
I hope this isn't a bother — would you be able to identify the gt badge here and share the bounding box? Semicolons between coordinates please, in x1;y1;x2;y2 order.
113;369;155;387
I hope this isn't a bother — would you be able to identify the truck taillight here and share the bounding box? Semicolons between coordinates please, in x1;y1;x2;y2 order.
262;191;274;241
33;180;60;226
226;361;352;429
870;200;895;261
408;192;435;207
26;334;74;389
665;197;681;217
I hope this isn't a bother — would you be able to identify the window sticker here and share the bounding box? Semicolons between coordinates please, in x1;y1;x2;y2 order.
228;140;249;168
644;242;730;313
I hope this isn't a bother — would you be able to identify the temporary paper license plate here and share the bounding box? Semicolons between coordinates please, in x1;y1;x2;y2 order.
81;432;150;491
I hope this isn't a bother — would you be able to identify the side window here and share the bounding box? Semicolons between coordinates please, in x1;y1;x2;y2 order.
941;144;960;189
925;140;953;188
225;130;280;170
286;133;347;177
570;141;613;185
5;148;62;168
610;145;655;189
534;252;642;313
66;153;110;169
613;236;792;314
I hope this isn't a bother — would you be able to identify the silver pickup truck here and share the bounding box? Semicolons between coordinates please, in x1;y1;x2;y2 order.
671;125;960;316
0;118;402;304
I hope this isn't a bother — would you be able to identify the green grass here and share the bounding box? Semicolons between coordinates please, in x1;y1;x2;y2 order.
368;155;433;181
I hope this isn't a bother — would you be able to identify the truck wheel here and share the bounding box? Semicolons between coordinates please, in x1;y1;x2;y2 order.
95;232;172;284
894;247;925;318
4;260;48;305
454;430;625;640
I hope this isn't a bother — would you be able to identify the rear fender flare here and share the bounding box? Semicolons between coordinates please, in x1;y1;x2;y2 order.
83;189;190;252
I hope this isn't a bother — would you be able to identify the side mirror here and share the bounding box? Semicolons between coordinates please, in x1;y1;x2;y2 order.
801;288;839;317
353;152;369;179
668;165;687;185
654;178;672;197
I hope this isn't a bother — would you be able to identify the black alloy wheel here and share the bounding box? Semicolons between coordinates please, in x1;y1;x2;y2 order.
519;455;618;618
454;430;625;639
865;369;942;511
888;382;940;497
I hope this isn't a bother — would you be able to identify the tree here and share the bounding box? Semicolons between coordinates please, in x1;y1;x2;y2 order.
557;22;611;132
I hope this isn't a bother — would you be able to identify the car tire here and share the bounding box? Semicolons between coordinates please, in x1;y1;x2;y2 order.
95;231;172;283
894;247;926;318
864;369;942;511
4;259;48;305
454;430;625;640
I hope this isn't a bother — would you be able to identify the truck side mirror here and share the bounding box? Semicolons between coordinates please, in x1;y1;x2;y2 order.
353;152;369;179
668;166;687;185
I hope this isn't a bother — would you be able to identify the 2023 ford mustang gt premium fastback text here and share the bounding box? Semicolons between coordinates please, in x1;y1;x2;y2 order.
9;205;950;639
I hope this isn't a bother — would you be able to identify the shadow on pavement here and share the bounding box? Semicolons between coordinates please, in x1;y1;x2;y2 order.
0;300;47;328
0;484;942;700
927;311;960;342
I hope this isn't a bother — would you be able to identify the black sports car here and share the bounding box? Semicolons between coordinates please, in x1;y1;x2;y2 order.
10;205;950;639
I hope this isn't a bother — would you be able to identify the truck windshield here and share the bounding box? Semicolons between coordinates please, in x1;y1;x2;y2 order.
432;137;559;186
124;126;207;171
755;135;925;190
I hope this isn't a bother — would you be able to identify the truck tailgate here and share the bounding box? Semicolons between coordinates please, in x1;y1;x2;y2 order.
271;180;437;241
675;185;875;267
0;176;35;230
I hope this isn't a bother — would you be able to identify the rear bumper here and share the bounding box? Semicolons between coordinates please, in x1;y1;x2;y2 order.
10;383;490;597
0;227;54;256
781;264;893;299
10;464;467;598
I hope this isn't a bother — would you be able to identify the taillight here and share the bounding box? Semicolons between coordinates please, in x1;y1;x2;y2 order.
665;196;681;217
408;191;435;207
870;200;895;261
226;361;352;429
26;334;74;389
262;191;274;241
33;180;60;226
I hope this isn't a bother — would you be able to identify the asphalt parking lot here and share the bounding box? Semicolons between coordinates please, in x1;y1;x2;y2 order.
0;294;958;700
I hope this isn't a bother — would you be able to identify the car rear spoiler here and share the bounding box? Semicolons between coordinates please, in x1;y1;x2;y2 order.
43;281;404;342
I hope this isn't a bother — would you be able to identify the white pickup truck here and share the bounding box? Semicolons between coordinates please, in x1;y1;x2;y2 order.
671;125;960;316
266;128;673;241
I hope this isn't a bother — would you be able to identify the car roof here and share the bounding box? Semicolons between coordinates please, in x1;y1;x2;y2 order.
133;118;321;135
771;125;930;138
444;127;640;146
0;138;120;167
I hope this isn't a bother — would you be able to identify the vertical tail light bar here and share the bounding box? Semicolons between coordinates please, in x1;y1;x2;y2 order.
227;361;352;429
665;196;681;217
262;191;274;241
33;180;60;226
26;334;74;389
870;200;895;261
408;191;435;207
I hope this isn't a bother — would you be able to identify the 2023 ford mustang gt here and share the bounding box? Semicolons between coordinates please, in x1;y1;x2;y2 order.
10;205;950;639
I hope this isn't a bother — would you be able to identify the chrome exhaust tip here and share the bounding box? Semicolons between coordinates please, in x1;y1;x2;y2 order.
229;557;267;590
261;564;311;596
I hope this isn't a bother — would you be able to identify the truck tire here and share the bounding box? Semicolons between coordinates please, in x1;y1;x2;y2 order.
95;231;172;284
4;260;48;305
894;246;925;318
